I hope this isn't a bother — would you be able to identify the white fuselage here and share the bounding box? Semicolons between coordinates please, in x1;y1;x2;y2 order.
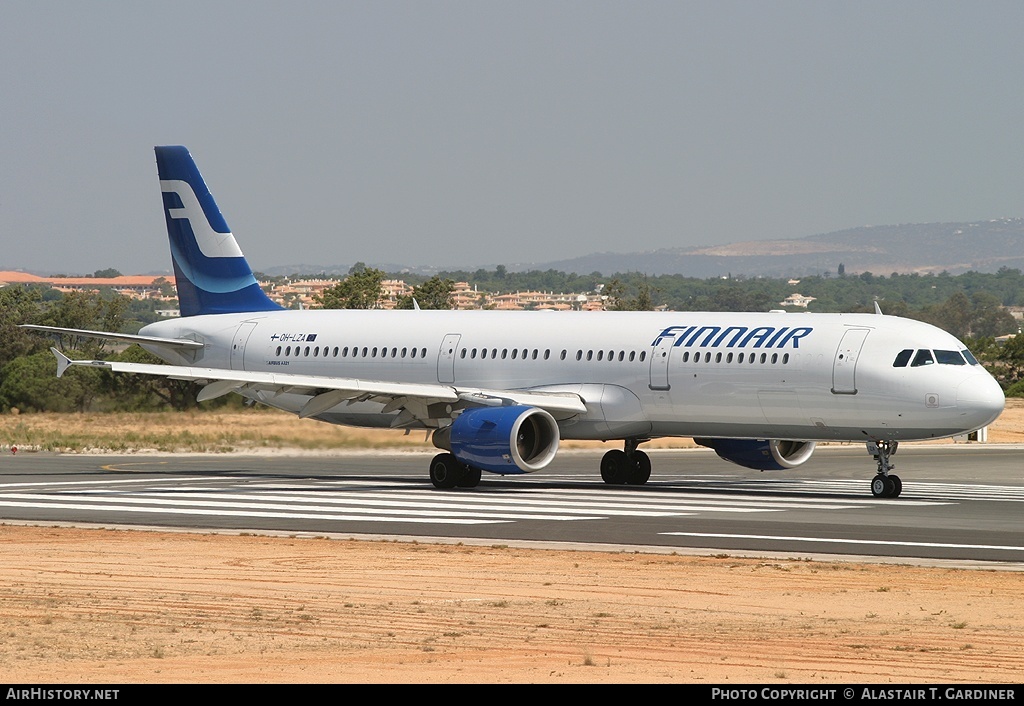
140;309;1005;444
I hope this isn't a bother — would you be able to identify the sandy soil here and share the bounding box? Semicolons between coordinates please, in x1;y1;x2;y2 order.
1;527;1022;684
0;404;1022;683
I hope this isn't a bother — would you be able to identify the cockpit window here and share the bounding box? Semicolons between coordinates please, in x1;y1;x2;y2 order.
911;350;935;367
962;349;980;366
934;349;967;365
892;349;913;367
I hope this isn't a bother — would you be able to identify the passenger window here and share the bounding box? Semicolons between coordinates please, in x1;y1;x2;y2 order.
911;350;934;367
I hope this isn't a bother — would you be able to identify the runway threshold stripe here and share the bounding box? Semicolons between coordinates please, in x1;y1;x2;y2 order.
664;532;1024;553
0;493;638;520
0;500;510;525
59;490;769;516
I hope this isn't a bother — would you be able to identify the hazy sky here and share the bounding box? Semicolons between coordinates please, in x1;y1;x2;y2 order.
3;1;1023;275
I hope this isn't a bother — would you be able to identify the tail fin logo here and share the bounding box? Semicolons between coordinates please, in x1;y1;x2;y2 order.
160;180;243;259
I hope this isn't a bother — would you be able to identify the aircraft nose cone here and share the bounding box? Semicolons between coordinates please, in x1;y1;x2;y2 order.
956;373;1005;429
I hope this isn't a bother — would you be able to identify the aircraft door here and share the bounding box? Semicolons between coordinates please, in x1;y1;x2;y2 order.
648;336;673;391
437;333;461;383
831;328;870;394
230;321;259;371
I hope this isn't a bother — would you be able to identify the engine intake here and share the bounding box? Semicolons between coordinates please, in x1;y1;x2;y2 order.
694;438;816;471
446;405;560;474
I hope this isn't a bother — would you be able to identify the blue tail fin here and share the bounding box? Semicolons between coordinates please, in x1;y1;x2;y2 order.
154;146;282;317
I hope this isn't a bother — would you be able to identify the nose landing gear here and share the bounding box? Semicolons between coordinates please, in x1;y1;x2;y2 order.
867;440;902;498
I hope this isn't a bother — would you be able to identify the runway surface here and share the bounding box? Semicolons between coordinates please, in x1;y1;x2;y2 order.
1;444;1022;565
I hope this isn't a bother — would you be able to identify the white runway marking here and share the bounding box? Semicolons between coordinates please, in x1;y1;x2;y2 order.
0;476;1019;529
664;532;1024;554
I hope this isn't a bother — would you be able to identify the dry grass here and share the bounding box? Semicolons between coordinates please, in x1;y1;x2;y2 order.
0;407;701;453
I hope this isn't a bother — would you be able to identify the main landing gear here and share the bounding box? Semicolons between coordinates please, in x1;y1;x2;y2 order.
600;438;651;485
429;453;482;489
868;440;902;498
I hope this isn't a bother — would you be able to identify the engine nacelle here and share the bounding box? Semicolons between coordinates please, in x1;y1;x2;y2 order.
447;405;560;474
694;438;816;471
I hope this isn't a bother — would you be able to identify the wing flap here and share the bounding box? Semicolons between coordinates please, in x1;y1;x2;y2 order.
49;350;586;419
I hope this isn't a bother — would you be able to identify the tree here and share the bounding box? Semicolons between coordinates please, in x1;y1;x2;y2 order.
605;276;655;311
396;276;455;310
93;268;123;279
0;286;47;369
104;345;205;411
313;268;385;309
0;350;103;412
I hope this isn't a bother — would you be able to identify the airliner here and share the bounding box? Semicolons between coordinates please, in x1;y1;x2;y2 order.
25;146;1005;498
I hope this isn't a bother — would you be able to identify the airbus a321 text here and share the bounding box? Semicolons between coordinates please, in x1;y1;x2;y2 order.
25;146;1005;498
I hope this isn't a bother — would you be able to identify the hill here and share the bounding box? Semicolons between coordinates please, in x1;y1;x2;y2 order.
249;219;1024;279
523;219;1024;277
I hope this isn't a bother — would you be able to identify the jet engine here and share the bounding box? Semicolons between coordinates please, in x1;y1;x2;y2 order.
694;438;816;471
446;405;560;474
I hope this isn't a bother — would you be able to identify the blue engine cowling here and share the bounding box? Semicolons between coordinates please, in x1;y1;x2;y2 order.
694;438;816;471
449;405;560;474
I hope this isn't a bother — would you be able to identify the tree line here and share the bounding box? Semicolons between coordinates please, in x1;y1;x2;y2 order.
4;265;1024;413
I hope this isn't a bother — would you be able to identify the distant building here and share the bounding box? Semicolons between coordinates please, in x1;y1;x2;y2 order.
781;292;816;308
0;271;177;302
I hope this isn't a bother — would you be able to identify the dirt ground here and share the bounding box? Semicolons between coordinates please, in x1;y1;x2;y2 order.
1;527;1022;684
0;403;1022;683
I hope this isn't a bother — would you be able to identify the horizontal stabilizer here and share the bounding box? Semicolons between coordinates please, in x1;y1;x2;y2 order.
23;325;204;350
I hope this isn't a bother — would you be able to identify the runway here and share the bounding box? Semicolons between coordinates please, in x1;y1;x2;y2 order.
1;444;1022;565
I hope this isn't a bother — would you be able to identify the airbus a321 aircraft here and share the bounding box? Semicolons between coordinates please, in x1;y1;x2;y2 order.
26;146;1005;498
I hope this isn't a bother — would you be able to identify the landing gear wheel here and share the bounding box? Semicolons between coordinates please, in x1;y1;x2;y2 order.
457;465;482;488
626;450;651;485
868;440;901;499
871;474;896;498
888;474;902;498
430;453;464;489
601;449;630;485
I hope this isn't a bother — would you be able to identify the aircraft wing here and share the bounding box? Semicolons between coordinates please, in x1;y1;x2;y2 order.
49;349;586;425
22;325;205;351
